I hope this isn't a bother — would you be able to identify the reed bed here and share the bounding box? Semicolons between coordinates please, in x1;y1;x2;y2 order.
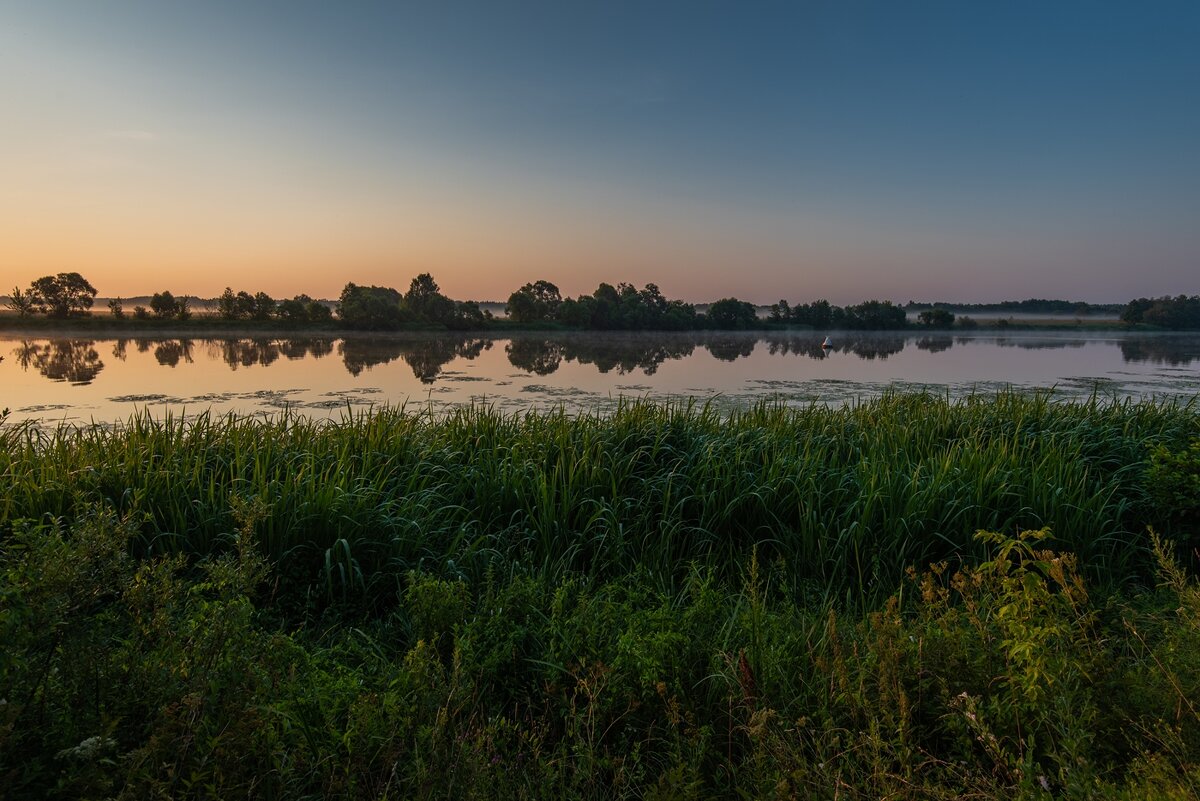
4;392;1200;798
2;391;1194;607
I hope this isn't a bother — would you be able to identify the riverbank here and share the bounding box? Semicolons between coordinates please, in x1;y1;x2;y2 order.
0;311;1139;335
2;395;1199;798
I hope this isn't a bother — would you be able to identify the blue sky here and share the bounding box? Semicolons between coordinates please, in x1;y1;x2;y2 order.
2;1;1197;302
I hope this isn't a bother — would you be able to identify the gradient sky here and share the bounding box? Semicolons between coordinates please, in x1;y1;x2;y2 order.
2;1;1198;304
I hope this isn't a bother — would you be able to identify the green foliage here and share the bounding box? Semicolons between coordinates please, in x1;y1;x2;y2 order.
1149;438;1200;557
1150;439;1200;520
1;393;1193;613
1122;295;1200;329
336;281;406;330
3;394;1200;796
3;505;1200;797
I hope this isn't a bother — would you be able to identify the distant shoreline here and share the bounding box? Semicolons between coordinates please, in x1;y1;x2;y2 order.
0;314;1148;336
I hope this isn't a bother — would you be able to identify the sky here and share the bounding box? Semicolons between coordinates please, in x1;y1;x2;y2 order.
2;1;1198;304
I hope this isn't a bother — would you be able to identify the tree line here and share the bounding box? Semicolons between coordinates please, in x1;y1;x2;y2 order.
1120;295;1200;329
6;271;1195;331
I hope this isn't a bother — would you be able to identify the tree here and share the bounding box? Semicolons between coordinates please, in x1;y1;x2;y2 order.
277;294;329;324
506;280;562;323
306;299;333;322
448;300;488;330
108;297;125;319
150;291;179;319
277;295;310;323
846;300;907;330
917;308;955;329
6;286;35;317
217;287;239;320
337;283;406;330
27;272;98;318
251;292;277;321
705;297;758;329
405;273;454;324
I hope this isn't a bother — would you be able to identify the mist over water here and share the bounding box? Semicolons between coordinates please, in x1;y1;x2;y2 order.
3;330;1198;425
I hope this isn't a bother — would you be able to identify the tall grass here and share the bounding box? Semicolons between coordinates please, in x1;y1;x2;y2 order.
1;391;1195;607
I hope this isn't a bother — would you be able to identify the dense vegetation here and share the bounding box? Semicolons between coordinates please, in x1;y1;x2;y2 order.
907;298;1124;316
1121;295;1200;330
3;394;1200;798
766;298;910;330
12;270;1154;333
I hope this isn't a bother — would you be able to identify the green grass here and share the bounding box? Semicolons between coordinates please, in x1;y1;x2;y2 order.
2;392;1195;610
3;393;1200;798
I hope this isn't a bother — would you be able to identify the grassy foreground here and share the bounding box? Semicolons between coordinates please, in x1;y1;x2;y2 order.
2;394;1199;798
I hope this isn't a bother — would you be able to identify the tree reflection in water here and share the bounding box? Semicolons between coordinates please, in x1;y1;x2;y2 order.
339;337;492;382
915;336;954;354
12;339;105;385
505;339;564;375
154;339;194;367
506;334;695;375
1119;336;1199;366
762;333;908;360
209;338;282;369
705;336;756;362
280;338;334;360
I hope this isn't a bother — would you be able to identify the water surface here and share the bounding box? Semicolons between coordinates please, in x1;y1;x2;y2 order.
3;331;1197;425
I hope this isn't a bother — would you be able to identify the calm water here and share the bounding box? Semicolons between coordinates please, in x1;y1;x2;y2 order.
3;331;1198;425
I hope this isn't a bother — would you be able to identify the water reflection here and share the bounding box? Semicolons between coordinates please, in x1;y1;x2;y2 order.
995;337;1087;351
705;336;756;362
8;333;1198;395
340;337;492;382
154;339;194;367
1119;336;1200;367
915;336;954;354
506;335;697;375
13;339;105;385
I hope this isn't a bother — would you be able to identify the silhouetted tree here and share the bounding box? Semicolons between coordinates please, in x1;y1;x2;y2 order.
6;286;35;317
404;273;455;324
917;308;955;329
705;298;758;330
506;280;563;323
27;272;97;318
448;300;488;330
235;291;256;319
217;287;239;320
251;292;276;321
277;294;313;323
150;291;179;319
108;297;125;319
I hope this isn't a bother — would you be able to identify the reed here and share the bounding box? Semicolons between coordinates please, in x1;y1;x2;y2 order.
1;391;1194;607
